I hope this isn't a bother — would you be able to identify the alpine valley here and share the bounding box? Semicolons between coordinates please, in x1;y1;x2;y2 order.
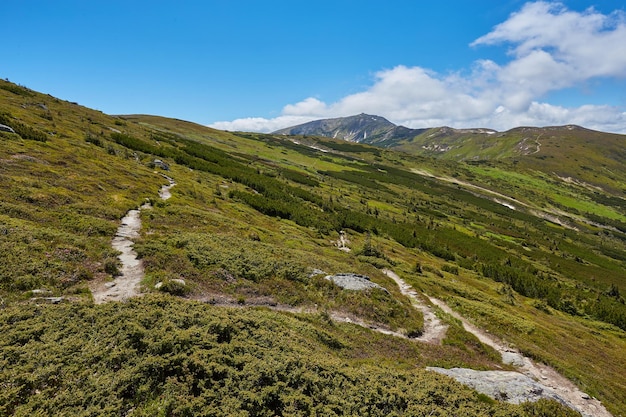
1;79;625;416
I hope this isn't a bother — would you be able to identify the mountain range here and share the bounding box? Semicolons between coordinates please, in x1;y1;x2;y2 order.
276;113;626;194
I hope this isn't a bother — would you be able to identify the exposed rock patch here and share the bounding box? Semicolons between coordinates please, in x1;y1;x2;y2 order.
153;159;170;171
0;123;15;133
427;367;571;406
325;273;386;292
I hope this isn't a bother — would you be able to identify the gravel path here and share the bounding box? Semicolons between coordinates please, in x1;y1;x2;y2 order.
381;270;611;415
91;176;175;304
382;269;448;344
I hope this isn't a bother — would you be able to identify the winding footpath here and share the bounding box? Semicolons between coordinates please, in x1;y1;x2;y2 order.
92;175;175;304
426;297;611;417
383;269;611;416
382;269;448;344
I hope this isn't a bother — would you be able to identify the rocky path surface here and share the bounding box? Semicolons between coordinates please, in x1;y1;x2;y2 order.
92;176;175;304
428;297;612;417
382;269;448;344
380;269;611;416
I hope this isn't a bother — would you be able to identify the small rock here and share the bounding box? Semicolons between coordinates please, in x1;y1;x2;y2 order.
153;159;170;171
171;278;186;286
154;282;163;289
31;289;52;295
325;273;387;292
309;268;326;277
502;351;525;367
581;393;591;400
0;124;15;133
43;297;64;304
104;282;116;289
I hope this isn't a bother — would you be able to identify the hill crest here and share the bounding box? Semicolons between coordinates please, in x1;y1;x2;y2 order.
273;113;429;145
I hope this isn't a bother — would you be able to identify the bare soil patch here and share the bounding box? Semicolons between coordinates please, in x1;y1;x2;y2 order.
91;178;175;304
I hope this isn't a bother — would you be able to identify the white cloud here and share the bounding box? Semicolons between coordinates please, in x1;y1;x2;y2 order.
282;97;328;116
472;1;626;80
209;2;626;134
210;98;331;132
209;115;317;133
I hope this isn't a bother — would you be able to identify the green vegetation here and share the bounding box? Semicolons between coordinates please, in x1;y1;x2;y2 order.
1;78;625;415
0;296;579;417
0;112;48;142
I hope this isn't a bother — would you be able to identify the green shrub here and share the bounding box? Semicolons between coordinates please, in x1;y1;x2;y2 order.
0;112;47;142
185;234;309;283
442;264;459;275
104;258;121;276
521;398;582;417
85;134;103;147
158;279;190;296
0;83;34;96
0;297;559;416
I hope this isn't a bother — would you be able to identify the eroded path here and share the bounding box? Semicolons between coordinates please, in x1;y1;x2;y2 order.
381;270;611;416
428;297;612;417
382;269;448;344
92;176;175;304
197;293;411;339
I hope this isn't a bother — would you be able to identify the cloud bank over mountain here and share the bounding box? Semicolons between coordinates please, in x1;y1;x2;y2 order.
210;2;626;133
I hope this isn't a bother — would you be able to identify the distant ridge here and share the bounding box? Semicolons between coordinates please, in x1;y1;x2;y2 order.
274;115;626;173
273;113;429;146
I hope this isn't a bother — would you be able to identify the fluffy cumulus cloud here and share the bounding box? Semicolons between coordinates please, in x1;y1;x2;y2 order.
210;2;626;134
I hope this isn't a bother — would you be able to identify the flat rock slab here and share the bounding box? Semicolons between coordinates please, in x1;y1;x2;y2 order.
325;273;386;292
427;367;572;407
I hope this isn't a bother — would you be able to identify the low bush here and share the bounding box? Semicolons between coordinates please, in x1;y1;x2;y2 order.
0;296;576;416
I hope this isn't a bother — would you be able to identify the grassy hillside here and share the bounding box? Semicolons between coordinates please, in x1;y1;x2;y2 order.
1;79;625;415
393;125;626;193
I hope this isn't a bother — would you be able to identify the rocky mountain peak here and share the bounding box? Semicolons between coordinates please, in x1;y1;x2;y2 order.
273;114;427;146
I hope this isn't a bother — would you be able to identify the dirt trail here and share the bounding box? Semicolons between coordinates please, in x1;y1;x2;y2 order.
198;294;411;339
428;297;612;417
91;176;175;304
410;168;587;231
379;270;611;415
533;133;542;154
411;168;524;211
382;269;448;344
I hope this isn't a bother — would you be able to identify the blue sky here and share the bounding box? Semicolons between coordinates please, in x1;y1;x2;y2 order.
2;1;626;133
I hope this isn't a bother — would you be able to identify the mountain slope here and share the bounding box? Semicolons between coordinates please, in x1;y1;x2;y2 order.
394;124;626;192
1;79;626;415
273;113;428;145
277;114;626;194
